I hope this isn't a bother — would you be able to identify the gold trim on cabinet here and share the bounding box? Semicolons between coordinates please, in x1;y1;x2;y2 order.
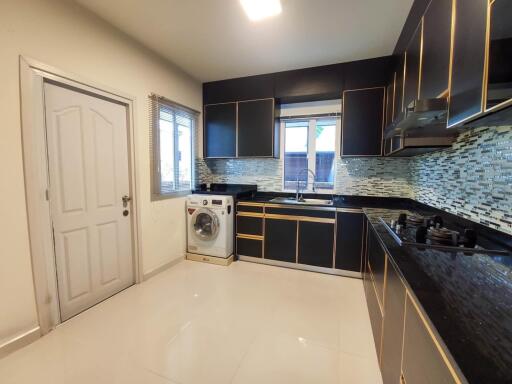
295;220;299;263
336;207;363;213
405;292;464;384
237;202;264;207
332;213;338;269
264;213;335;224
236;212;264;218
418;17;424;99
447;0;456;101
236;234;263;241
392;71;397;122
402;52;407;113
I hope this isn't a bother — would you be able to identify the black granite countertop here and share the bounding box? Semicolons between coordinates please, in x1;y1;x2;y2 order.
364;207;512;384
238;191;415;209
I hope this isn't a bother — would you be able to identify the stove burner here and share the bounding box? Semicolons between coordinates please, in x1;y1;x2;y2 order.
378;213;510;255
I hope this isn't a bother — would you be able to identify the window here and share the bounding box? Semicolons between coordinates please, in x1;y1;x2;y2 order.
283;118;337;191
150;94;197;198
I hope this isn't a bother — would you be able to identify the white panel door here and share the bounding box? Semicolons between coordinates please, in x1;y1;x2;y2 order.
44;82;134;321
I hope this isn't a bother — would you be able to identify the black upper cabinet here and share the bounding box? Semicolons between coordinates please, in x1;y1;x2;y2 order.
393;54;405;122
485;0;512;110
298;221;334;268
342;56;394;91
274;64;342;103
335;211;364;272
403;21;422;109
420;0;453;99
341;87;385;156
237;99;275;157
204;103;236;158
203;73;274;104
448;0;488;127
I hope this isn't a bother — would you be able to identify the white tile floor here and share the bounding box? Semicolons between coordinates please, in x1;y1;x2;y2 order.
0;260;382;384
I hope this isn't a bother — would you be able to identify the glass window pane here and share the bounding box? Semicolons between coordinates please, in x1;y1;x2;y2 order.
176;115;192;191
315;119;335;189
159;107;174;193
284;121;308;190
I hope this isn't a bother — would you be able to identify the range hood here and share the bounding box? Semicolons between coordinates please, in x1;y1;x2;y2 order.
384;98;456;157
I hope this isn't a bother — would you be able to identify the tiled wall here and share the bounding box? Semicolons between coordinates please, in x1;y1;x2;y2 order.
411;126;512;234
195;125;512;234
195;157;413;197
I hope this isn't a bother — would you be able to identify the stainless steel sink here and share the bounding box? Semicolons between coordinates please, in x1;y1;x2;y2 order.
269;197;333;206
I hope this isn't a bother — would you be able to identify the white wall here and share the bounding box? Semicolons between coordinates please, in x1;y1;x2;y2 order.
0;0;201;346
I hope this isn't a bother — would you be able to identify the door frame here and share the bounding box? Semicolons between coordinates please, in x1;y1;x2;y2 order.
19;56;143;335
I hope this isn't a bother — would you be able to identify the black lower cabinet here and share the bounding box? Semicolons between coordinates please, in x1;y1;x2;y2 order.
236;215;263;236
335;211;364;271
381;259;407;384
367;226;386;306
298;221;334;268
236;237;262;258
402;295;458;384
365;274;384;360
264;218;297;263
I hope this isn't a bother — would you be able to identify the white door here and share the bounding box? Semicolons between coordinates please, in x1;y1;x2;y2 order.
44;82;134;321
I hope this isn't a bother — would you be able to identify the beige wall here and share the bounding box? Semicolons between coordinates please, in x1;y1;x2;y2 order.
0;0;201;345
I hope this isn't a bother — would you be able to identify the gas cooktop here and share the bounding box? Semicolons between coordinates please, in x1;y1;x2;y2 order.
379;213;510;255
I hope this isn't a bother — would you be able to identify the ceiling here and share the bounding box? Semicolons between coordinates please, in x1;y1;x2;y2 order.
74;0;413;82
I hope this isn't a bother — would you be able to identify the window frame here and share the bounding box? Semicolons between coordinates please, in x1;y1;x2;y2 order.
150;94;198;200
281;116;341;193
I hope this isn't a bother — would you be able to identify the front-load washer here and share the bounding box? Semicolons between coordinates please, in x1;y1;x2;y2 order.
186;194;233;261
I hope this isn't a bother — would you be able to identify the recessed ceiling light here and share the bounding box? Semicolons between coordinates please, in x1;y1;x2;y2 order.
240;0;282;22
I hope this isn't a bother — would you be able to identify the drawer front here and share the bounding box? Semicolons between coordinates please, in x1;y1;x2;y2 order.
236;215;263;236
237;237;263;258
265;206;336;219
237;203;264;213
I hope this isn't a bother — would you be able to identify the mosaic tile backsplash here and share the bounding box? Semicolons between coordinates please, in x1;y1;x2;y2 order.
411;125;512;234
195;125;512;234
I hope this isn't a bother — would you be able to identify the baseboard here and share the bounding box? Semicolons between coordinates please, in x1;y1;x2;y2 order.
186;253;234;266
0;327;41;359
143;256;184;281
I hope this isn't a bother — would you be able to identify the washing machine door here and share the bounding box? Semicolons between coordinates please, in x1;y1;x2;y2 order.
191;208;220;241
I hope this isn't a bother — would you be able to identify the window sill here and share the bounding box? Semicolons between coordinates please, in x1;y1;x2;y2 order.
151;190;191;201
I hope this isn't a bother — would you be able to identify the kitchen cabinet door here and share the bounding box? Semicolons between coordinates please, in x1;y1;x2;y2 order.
237;98;276;157
335;211;364;272
236;237;263;258
448;0;488;127
204;103;236;158
420;0;453;99
341;87;385;157
402;295;459;384
367;225;387;307
365;269;384;360
264;218;297;263
236;215;263;236
298;221;334;268
385;78;395;127
381;259;407;384
393;54;405;122
485;0;512;110
403;21;422;110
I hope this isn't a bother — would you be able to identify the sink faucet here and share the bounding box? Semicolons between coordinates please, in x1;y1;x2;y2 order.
296;168;316;201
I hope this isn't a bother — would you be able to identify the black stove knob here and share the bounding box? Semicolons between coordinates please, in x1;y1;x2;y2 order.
433;215;444;228
398;213;407;228
463;229;477;248
416;226;428;243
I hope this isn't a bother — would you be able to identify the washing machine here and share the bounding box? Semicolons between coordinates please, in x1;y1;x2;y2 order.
186;194;234;263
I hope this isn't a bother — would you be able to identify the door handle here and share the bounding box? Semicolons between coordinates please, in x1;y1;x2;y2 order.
122;195;132;207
